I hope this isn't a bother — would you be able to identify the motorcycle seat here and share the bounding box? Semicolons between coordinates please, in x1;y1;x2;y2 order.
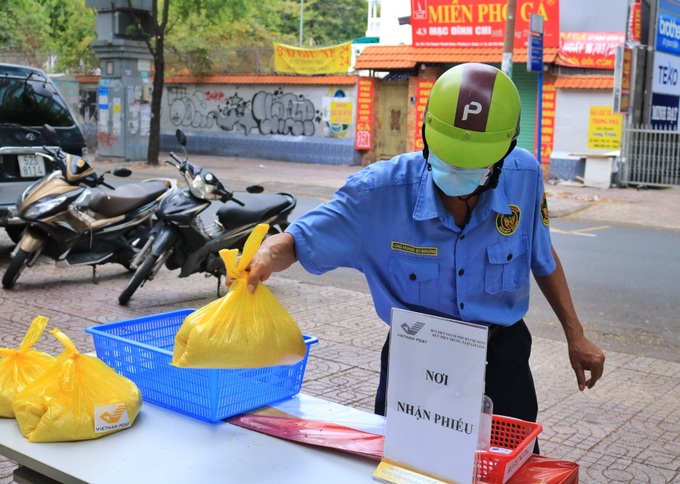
89;181;170;217
217;192;293;230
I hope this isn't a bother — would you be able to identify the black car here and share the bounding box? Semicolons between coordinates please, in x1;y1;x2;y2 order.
0;63;87;242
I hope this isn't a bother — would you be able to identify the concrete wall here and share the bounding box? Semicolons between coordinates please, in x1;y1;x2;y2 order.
551;89;617;181
159;82;361;165
553;89;615;155
77;79;363;165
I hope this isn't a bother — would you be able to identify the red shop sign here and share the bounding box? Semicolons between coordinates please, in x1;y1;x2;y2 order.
414;79;435;152
355;78;374;150
410;0;560;48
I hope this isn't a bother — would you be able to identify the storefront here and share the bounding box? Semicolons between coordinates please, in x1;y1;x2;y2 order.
353;0;562;163
353;45;558;162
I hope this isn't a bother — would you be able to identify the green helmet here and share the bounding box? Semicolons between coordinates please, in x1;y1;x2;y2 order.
424;63;521;169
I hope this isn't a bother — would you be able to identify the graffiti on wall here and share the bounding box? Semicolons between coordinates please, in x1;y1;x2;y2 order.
167;86;331;136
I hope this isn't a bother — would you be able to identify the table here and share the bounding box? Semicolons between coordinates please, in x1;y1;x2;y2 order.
0;395;382;484
1;394;577;483
571;151;620;188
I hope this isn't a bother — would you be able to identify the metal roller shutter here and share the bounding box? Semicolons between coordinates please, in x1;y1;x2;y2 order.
511;67;539;157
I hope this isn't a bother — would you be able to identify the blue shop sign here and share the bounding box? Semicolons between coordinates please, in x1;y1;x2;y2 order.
657;12;680;56
650;92;680;130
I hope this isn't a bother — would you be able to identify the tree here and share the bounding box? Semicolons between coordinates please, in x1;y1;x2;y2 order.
278;0;369;47
0;0;51;65
2;0;366;164
43;0;98;72
128;0;282;164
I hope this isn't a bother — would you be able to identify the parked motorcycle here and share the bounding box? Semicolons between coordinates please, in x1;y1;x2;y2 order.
117;128;297;305
2;125;176;289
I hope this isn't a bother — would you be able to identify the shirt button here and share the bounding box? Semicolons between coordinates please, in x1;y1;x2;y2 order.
409;273;417;281
460;302;464;310
458;269;464;276
507;254;513;261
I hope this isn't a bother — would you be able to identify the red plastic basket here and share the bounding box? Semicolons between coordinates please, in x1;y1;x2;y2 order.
475;415;543;483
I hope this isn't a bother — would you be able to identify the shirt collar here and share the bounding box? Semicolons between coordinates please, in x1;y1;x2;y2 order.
477;177;512;218
413;161;440;221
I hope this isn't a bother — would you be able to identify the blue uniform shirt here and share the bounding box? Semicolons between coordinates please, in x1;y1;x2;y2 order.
287;148;556;327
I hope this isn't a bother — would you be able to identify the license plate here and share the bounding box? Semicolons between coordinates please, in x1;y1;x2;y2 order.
18;155;46;178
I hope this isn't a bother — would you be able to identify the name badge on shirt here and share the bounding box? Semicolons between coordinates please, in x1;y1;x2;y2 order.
391;241;438;256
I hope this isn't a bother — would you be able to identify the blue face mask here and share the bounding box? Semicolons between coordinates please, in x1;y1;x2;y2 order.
428;152;492;196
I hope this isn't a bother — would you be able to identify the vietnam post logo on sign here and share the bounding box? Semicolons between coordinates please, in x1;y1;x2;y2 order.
94;403;132;433
652;51;680;96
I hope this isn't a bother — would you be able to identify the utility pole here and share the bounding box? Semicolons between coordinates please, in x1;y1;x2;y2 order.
502;0;517;77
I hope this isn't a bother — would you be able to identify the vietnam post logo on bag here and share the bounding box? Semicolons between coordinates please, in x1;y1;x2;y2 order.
94;403;131;433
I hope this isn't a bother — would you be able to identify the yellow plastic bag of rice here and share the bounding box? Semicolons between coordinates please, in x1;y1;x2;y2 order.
12;329;142;442
172;223;306;368
0;316;56;418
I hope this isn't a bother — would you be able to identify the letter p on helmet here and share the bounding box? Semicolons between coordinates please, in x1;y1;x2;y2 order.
462;101;482;121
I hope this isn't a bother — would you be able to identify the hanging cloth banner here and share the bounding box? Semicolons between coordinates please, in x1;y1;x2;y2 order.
555;32;625;69
273;41;351;75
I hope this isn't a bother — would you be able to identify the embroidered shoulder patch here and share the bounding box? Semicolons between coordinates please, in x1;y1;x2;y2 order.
391;241;438;256
541;193;550;226
496;204;521;236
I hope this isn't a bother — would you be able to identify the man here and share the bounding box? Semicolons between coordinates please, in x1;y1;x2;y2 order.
243;63;605;427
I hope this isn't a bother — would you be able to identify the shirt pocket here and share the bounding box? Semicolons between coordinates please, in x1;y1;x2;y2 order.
485;234;530;295
389;255;440;307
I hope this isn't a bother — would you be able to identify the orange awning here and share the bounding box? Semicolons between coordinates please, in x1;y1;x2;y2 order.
165;74;358;85
553;75;614;89
354;45;559;70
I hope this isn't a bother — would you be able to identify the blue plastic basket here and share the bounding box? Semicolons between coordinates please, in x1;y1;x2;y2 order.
85;309;318;422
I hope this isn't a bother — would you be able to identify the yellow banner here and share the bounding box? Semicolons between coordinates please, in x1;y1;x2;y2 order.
273;42;351;75
588;106;622;150
329;101;354;125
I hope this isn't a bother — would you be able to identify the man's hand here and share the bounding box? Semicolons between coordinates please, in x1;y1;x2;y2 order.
244;244;275;293
534;246;606;392
225;233;297;293
567;334;605;391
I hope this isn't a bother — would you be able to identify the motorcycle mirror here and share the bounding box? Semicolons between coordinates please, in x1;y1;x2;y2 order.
175;129;187;146
112;167;132;178
41;124;59;144
21;89;37;109
32;82;54;98
24;73;54;98
21;77;53;109
246;185;265;194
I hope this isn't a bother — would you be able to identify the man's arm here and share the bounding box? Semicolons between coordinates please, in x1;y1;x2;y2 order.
244;232;298;293
534;246;605;391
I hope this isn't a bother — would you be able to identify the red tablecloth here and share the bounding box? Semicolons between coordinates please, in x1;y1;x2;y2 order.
228;412;578;483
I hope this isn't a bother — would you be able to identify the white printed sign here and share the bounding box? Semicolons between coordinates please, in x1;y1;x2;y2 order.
381;309;488;483
652;51;680;96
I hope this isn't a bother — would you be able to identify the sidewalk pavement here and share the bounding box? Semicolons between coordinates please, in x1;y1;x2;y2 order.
1;154;679;483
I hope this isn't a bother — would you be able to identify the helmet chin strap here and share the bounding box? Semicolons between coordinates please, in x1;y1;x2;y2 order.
471;137;517;195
